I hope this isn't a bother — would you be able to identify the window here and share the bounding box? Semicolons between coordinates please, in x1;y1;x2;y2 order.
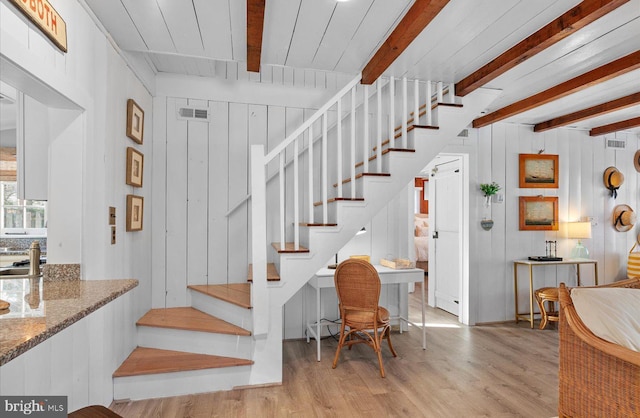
1;181;47;232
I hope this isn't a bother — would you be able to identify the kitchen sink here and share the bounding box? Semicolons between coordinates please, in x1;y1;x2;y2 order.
0;267;32;277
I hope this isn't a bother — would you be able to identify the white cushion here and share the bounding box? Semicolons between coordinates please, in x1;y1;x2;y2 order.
571;287;640;352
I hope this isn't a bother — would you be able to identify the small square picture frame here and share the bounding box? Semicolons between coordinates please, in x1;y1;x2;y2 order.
519;196;558;231
126;99;144;144
126;147;144;187
126;194;144;231
519;154;559;188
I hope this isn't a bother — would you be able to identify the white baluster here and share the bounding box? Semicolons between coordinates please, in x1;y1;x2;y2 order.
449;82;455;104
363;84;369;173
414;79;420;127
389;76;395;148
426;80;433;126
322;113;328;224
337;97;343;198
437;81;443;104
350;86;356;198
308;124;314;223
376;79;382;173
402;77;407;149
293;136;299;250
279;152;285;250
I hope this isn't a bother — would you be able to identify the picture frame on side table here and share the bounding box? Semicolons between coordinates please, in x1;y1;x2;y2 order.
126;147;143;187
519;196;558;231
126;194;144;231
126;99;144;144
519;154;558;188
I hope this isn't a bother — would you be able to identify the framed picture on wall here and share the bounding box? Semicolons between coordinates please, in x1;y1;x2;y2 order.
519;196;558;231
126;99;144;144
519;154;558;188
126;194;144;231
126;147;143;187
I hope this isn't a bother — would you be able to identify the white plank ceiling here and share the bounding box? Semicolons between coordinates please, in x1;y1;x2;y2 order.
85;0;640;133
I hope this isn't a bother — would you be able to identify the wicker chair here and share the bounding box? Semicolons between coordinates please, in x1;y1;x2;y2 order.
332;258;397;377
558;277;640;418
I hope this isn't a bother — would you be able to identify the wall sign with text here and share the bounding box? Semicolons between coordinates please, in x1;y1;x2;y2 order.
9;0;67;52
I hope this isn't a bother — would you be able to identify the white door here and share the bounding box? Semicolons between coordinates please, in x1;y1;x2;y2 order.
430;159;461;316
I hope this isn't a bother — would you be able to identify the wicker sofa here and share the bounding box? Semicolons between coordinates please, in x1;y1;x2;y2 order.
558;277;640;418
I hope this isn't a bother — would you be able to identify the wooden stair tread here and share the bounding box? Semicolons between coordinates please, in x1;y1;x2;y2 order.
299;222;338;227
355;148;415;168
113;347;253;377
333;172;391;187
271;242;310;253
188;283;252;309
137;307;250;336
247;263;280;282
313;197;365;207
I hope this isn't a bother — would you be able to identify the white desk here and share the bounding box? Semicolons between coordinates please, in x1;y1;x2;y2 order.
513;259;598;328
306;265;426;361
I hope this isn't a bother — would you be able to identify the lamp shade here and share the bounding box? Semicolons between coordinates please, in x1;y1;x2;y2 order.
567;221;592;240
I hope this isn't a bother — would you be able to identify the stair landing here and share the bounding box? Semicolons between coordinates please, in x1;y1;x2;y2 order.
188;283;252;309
137;307;251;336
113;347;253;377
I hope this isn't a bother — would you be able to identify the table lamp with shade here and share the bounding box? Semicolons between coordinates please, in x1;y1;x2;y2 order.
566;221;592;259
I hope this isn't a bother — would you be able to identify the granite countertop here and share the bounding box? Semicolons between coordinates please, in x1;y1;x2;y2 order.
0;277;138;365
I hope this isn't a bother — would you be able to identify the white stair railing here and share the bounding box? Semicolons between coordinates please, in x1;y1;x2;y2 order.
250;73;448;334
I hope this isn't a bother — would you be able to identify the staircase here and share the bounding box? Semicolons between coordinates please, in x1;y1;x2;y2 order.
113;74;500;400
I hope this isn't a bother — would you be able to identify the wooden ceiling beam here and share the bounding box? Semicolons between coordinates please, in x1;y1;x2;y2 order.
456;0;630;97
247;0;266;73
534;91;640;132
472;50;640;128
361;0;451;85
589;116;640;136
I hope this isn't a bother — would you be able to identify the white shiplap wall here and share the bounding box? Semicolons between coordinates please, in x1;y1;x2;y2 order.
471;124;639;324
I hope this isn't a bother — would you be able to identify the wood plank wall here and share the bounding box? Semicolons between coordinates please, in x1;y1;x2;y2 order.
470;124;639;323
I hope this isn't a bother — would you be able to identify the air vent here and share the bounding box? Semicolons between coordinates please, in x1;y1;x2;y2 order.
177;106;211;122
605;138;626;149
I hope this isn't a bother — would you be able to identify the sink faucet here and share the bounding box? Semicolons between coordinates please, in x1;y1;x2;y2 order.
28;241;41;276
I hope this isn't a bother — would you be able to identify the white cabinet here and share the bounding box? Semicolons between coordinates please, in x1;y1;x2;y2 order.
17;93;49;200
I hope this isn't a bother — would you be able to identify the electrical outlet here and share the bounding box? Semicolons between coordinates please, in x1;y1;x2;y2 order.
111;226;116;245
586;216;598;226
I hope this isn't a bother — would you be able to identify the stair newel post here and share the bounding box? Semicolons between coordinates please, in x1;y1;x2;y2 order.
350;86;356;199
388;76;395;148
250;144;269;336
425;80;433;126
293;136;299;250
279;152;285;251
307;124;314;224
363;84;369;173
322;113;328;224
437;81;444;104
376;78;382;173
402;76;407;149
414;79;420;127
448;82;456;104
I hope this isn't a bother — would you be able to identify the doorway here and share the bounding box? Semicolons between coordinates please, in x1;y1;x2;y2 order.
421;153;469;324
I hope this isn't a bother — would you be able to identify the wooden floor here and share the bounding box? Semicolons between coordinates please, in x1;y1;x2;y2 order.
111;283;559;417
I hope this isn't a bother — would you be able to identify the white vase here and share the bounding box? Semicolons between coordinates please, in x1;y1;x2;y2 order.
484;195;491;208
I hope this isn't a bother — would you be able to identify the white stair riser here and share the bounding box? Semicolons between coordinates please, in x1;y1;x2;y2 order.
137;326;253;359
113;366;252;400
189;290;253;330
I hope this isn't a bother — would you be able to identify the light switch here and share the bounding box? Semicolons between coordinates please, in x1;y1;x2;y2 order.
111;226;116;245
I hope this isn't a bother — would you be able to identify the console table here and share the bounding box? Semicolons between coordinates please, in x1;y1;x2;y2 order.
513;259;598;328
306;265;425;361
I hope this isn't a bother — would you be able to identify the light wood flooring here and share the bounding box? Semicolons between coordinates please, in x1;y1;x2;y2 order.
111;283;559;417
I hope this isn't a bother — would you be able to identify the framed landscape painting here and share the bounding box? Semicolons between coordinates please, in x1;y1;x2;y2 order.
519;196;558;231
519;154;558;188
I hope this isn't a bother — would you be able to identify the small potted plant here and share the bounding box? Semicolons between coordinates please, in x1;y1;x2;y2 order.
480;181;501;208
